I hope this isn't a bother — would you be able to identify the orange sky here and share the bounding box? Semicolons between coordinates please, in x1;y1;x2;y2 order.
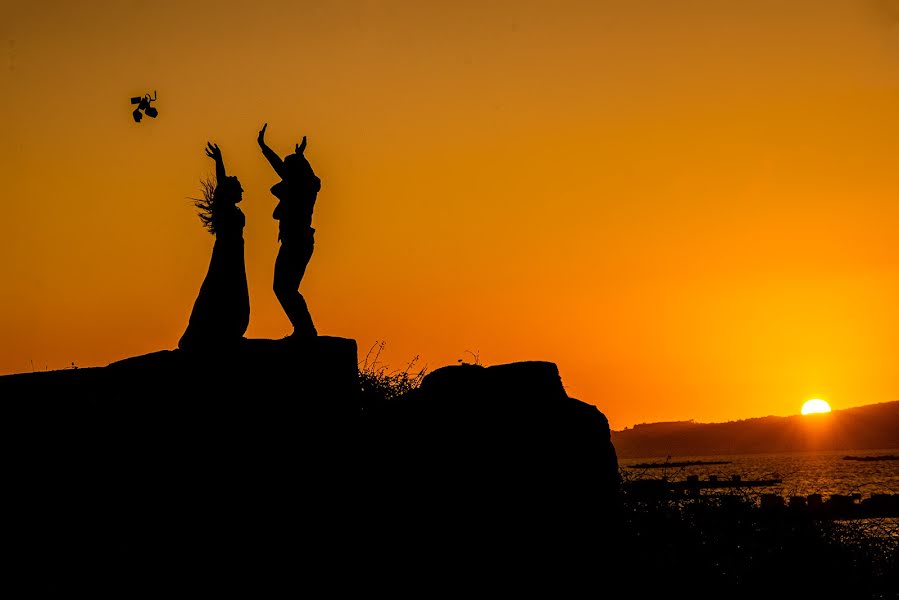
4;0;899;429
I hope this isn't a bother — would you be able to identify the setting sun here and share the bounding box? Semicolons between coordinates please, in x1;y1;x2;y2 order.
801;399;832;415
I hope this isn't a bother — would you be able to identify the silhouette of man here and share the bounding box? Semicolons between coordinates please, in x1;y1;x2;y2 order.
257;123;321;338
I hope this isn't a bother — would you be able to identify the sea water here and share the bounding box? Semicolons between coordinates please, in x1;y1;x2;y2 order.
618;447;899;499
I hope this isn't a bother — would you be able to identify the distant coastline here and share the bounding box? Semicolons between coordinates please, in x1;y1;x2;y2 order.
627;459;731;469
843;454;898;462
611;401;899;459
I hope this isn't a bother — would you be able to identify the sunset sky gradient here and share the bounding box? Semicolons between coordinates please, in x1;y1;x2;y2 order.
4;0;899;429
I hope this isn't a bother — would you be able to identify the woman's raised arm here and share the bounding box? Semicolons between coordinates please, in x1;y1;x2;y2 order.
205;142;227;183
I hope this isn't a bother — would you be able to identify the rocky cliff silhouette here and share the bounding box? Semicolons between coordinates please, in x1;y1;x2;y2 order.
2;338;619;593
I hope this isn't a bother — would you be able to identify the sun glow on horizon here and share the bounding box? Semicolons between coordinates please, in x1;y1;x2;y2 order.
801;399;832;415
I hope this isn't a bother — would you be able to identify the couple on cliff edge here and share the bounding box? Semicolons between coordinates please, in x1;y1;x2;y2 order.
177;123;321;351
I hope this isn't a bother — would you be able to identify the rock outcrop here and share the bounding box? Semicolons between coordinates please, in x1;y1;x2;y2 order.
361;360;621;586
3;341;619;593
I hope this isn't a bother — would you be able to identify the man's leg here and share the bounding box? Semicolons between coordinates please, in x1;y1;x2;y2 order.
273;239;316;337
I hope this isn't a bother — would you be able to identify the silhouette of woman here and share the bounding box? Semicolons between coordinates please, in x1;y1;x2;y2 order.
257;123;321;338
178;142;250;351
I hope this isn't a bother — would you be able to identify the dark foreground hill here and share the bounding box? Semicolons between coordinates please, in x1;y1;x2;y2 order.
1;337;620;594
612;401;899;459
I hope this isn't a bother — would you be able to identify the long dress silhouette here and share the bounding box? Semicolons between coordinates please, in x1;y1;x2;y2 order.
257;123;321;338
178;142;250;351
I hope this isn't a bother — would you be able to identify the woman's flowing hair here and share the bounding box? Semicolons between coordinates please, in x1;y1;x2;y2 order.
191;177;218;235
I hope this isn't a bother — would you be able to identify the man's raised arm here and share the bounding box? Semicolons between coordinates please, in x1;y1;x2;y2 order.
258;123;287;179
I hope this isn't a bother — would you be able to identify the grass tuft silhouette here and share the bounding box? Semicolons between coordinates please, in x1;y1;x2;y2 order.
358;340;427;408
